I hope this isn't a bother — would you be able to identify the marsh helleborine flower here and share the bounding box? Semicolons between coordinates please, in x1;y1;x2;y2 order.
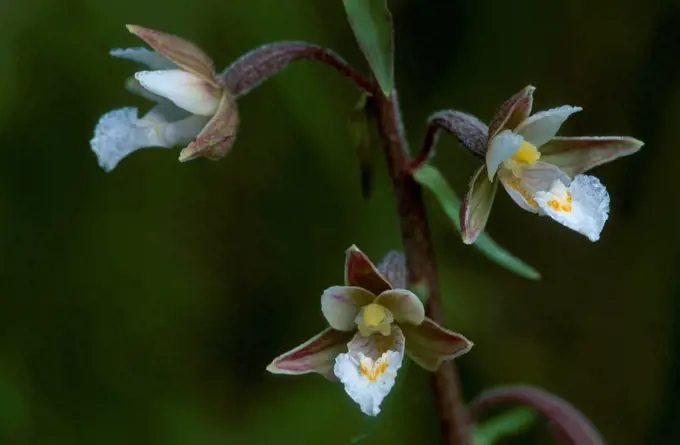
267;245;472;417
460;86;643;243
90;25;239;171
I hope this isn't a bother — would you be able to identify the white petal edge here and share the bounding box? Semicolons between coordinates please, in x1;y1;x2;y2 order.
90;107;206;172
110;47;177;70
486;130;524;180
333;328;405;417
534;175;610;241
135;70;220;116
515;106;582;148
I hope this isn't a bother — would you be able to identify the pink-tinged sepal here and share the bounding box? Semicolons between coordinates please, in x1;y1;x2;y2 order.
126;25;218;87
266;328;353;380
488;85;535;141
401;318;473;371
461;165;498;244
179;92;239;162
539;136;644;177
344;245;392;294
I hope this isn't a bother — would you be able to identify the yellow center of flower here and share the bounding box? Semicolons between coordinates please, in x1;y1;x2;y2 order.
546;190;573;213
363;303;386;327
357;303;393;337
359;355;390;382
512;140;541;165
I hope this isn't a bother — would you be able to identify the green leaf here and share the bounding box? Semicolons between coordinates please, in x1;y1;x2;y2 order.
342;0;394;96
412;164;541;280
471;407;536;445
348;94;379;198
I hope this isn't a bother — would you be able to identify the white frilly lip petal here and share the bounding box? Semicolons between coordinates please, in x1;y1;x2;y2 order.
110;47;177;70
90;107;170;172
135;69;220;116
534;175;610;242
333;327;405;416
514;106;582;148
486;130;524;180
90;107;207;172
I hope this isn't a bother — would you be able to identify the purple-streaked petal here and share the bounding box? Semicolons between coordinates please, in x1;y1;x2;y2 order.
520;161;572;195
515;106;582;148
321;286;375;331
344;245;392;294
498;162;571;214
498;170;541;213
401;317;473;371
488;85;535;141
374;289;425;326
461;165;498;244
469;385;604;445
376;250;407;289
267;328;353;380
486;130;524;180
539;136;644;177
346;325;406;359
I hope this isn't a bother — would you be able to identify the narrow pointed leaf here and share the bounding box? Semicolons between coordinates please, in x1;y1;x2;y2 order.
343;0;394;96
412;164;540;280
469;385;604;445
471;407;536;445
349;93;380;198
461;165;497;245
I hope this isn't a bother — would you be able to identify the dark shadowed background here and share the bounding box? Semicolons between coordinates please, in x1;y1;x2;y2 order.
1;0;678;444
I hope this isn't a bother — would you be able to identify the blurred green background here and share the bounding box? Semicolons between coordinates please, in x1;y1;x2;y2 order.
1;0;678;444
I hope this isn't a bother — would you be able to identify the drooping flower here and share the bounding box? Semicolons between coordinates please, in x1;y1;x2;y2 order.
90;25;238;172
460;85;643;243
267;245;472;416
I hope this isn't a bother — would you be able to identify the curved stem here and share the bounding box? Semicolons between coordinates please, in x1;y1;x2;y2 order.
409;110;489;172
373;89;471;445
219;41;373;97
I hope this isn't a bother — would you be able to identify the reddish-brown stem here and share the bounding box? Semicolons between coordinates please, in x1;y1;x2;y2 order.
228;42;470;445
219;42;373;97
373;89;471;445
